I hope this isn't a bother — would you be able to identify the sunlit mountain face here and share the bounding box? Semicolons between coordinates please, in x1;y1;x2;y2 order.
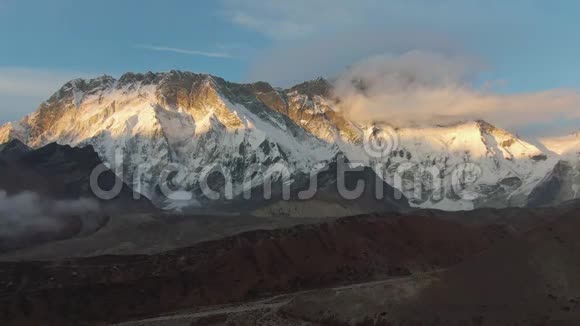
0;71;574;213
2;1;580;325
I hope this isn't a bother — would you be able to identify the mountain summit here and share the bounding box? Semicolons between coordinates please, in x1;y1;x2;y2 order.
0;71;566;210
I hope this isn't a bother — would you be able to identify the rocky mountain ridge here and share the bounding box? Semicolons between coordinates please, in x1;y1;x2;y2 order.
0;140;153;252
0;71;574;211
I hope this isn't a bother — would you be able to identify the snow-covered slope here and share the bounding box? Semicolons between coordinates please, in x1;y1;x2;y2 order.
369;121;558;209
524;132;580;207
541;132;580;158
0;72;337;209
0;71;565;210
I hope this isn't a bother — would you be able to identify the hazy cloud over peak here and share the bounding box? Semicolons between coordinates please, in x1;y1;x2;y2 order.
0;67;92;124
332;51;580;135
222;0;580;136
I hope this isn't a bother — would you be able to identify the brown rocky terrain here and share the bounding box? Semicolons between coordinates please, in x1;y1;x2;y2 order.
112;205;580;326
0;213;509;325
389;206;580;325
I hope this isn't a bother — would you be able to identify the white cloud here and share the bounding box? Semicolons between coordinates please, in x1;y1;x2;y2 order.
246;29;461;86
222;0;362;40
0;67;85;96
0;67;90;123
221;0;580;137
229;11;313;40
135;44;235;58
224;0;542;87
221;0;530;41
0;189;100;237
332;51;580;134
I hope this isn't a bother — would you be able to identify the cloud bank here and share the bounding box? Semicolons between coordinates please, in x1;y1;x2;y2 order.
223;0;580;136
135;44;235;59
0;190;100;237
332;51;580;133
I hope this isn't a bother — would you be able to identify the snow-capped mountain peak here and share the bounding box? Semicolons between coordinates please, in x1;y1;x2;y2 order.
541;131;580;157
0;71;566;211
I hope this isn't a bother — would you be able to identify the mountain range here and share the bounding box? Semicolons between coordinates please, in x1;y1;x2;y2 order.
1;70;579;211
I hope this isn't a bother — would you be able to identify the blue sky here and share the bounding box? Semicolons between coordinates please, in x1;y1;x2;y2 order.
1;0;580;136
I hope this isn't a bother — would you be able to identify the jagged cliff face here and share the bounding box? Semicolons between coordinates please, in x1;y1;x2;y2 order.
0;72;338;209
523;132;580;207
358;120;558;210
0;71;564;210
542;132;580;158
